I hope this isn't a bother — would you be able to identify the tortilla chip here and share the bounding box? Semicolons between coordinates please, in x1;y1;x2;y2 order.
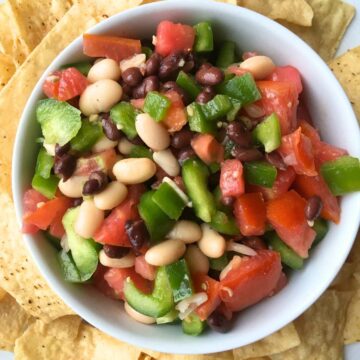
280;0;355;61
0;286;6;301
239;0;313;26
344;289;360;344
0;293;34;351
0;52;16;91
144;351;234;360
271;290;352;360
328;46;360;121
233;323;300;359
330;262;357;291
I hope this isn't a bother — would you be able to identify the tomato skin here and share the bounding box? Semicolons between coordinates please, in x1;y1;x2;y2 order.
220;250;282;312
191;134;224;165
278;127;317;176
294;174;340;224
93;264;119;300
266;190;316;258
193;274;221;321
233;192;266;236
135;255;156;281
42;71;61;99
220;159;244;198
83;34;141;62
162;90;187;132
155;20;195;57
130;98;145;110
267;66;303;94
74;149;117;176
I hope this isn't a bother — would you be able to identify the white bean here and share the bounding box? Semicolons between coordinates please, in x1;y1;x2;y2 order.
109;154;124;180
135;113;170;151
198;224;226;259
239;55;275;80
120;53;146;72
58;176;87;198
124;302;156;324
153;149;180;177
185;245;209;274
99;249;135;268
91;134;118;153
74;199;104;239
167;220;202;244
79;79;123;116
93;181;128;210
87;58;121;83
145;239;186;266
113;158;156;184
118;137;134;155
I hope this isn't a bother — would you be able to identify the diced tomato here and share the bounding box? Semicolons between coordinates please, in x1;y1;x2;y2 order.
191;134;224;165
74;149;117;176
193;274;221;321
267;66;303;94
49;215;66;239
247;167;296;201
135;255;156;281
266;190;316;258
130;98;145;110
104;267;152;301
274;272;288;294
220;159;244;198
227;64;249;77
278;127;317;176
256;81;299;135
297;103;313;125
162;90;187;132
242;51;258;60
233;193;266;236
294;174;341;224
155;20;195;57
93;264;119;300
94;185;145;246
83;34;141;62
220;250;282;312
42;71;61;99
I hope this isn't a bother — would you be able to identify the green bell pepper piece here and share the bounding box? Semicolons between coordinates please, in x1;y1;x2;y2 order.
57;250;82;283
165;259;193;302
156;309;179;324
31;173;59;199
209;162;220;174
60;61;92;76
193;21;214;52
252;113;281;153
153;182;187;220
129;145;153;159
182;158;217;222
244;161;277;188
187;102;216;134
144;91;172;122
320;156;360;195
209;253;229;271
182;313;206;336
138;191;175;243
217;73;261;105
226;97;242;121
265;232;304;270
224;140;236;160
216;41;236;68
213;186;231;214
312;218;329;246
201;94;233;121
35;147;54;179
70;119;102;153
110;102;139;139
209;211;240;235
142;46;153;59
176;71;201;101
124;266;174;318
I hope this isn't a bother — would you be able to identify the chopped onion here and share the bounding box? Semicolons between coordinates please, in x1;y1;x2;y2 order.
175;292;208;320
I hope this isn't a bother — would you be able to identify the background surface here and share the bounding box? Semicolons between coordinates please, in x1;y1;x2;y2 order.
0;0;359;358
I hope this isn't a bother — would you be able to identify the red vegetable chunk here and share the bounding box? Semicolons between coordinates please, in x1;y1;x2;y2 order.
191;134;224;165
22;189;48;234
162;90;187;132
74;149;117;176
267;66;303;94
220;159;244;198
135;255;156;281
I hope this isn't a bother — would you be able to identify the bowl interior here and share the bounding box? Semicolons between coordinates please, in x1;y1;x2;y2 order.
12;0;360;354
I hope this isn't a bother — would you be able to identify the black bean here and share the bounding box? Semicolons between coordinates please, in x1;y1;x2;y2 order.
121;67;143;87
242;236;268;250
196;86;215;104
226;122;252;148
207;309;232;333
125;219;149;254
120;81;133;96
103;245;130;259
265;152;287;170
222;196;234;207
54;153;76;181
182;51;195;73
171;128;193;149
55;142;70;157
82;171;108;195
132;82;145;99
129;136;145;146
72;198;83;207
159;51;185;80
305;196;323;221
231;146;263;162
177;147;196;165
102;116;121;141
162;81;189;104
195;65;224;86
89;170;108;186
143;75;160;95
145;53;161;76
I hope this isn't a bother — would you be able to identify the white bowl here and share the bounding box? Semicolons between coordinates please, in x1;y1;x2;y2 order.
12;0;360;354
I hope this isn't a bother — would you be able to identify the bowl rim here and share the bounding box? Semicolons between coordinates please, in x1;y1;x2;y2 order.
12;0;360;354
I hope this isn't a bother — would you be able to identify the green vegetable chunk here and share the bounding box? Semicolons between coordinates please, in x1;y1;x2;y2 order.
62;208;99;281
36;99;82;146
213;186;231;213
165;259;193;302
57;250;82;283
201;94;233;121
176;71;201;101
31;173;59;199
156;309;179;324
124;266;174;318
265;232;304;270
227;97;242;121
244;161;277;188
187;102;216;134
216;41;236;68
209;253;229;271
138;191;175;243
70;119;102;152
129;145;153;159
312;218;329;246
217;73;261;105
320;156;360;195
193;21;214;52
182;313;206;336
35;147;54;179
144;91;171;122
142;46;153;58
110;102;139;139
182;158;217;222
209;211;240;235
60;61;92;76
253;113;281;152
